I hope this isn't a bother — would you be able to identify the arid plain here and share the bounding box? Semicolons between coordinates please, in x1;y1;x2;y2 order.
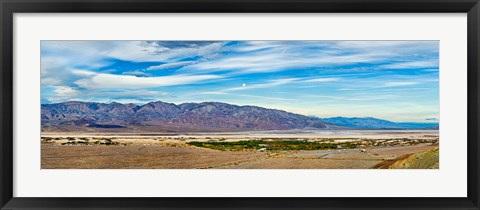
41;130;439;169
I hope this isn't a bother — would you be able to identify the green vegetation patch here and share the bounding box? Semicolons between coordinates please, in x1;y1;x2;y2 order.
187;140;356;151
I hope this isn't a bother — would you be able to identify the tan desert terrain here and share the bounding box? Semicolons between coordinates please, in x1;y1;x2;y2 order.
41;130;439;169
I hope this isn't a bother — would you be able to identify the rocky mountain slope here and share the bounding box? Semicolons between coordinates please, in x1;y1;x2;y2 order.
41;101;335;132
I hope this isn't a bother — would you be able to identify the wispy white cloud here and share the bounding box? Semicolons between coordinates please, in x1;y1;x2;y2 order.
53;86;79;97
41;78;62;86
380;81;420;88
146;61;196;71
42;41;226;64
87;90;169;102
109;41;226;62
121;70;150;77
185;41;438;74
44;88;170;104
191;53;289;73
234;41;282;52
73;71;223;89
304;78;340;83
42;86;81;103
381;60;438;69
72;70;97;76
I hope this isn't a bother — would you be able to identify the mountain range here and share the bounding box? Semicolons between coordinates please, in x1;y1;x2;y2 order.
41;101;438;132
41;101;337;132
320;117;438;130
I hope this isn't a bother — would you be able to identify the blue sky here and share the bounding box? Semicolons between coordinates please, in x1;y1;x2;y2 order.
41;41;439;122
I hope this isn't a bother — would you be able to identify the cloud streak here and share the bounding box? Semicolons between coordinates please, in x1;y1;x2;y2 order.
183;41;438;74
74;71;222;89
380;60;438;69
146;61;196;71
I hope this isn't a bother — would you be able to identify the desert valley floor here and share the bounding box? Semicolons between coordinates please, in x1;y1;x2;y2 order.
41;130;439;169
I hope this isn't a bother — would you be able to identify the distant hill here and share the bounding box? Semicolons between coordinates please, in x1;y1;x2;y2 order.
320;117;438;130
41;101;337;132
374;148;439;169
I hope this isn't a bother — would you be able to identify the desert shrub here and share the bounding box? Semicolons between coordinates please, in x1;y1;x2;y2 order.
62;141;77;145
100;140;118;145
187;140;357;151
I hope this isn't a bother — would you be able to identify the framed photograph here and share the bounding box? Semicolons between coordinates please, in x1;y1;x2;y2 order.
1;0;479;209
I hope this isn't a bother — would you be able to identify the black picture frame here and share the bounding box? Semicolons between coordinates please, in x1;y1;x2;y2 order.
1;0;479;209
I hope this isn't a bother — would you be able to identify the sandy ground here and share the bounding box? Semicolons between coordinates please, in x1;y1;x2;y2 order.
41;136;438;169
219;144;437;169
42;144;267;169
